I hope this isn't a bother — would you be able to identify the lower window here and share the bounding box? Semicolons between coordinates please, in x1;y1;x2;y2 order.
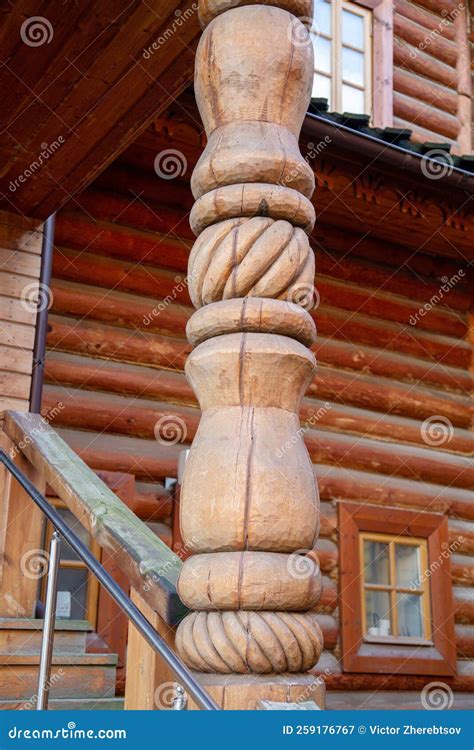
339;503;456;675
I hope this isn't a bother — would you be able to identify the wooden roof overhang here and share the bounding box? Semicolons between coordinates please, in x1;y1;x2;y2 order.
0;0;200;219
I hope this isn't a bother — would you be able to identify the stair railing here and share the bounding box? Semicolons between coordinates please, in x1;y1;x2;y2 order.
0;413;220;711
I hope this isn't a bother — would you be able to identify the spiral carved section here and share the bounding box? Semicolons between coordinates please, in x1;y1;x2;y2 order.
188;217;315;309
175;611;324;674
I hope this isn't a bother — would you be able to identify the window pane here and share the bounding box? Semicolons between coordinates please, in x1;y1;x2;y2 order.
363;540;389;585
342;84;365;113
56;509;91;562
342;9;364;49
313;0;331;37
395;544;421;589
312;73;331;105
365;590;392;636
312;35;331;75
342;47;364;86
56;568;88;620
397;593;424;638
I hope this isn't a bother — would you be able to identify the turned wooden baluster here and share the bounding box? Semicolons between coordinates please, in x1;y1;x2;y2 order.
176;0;323;693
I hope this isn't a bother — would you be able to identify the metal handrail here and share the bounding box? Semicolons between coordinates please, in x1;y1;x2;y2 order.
0;450;219;711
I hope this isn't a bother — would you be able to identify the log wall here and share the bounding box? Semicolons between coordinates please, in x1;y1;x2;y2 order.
44;121;473;694
0;210;43;421
393;0;472;150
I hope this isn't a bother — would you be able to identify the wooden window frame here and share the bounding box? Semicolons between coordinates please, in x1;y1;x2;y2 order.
42;500;100;626
312;0;393;126
339;502;457;676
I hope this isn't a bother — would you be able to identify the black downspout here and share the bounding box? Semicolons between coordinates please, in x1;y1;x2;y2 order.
29;213;56;414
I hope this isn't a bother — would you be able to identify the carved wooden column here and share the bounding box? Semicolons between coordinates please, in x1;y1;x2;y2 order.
176;0;324;708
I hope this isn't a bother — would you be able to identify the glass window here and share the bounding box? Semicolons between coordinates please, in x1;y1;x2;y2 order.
311;0;372;116
360;532;431;641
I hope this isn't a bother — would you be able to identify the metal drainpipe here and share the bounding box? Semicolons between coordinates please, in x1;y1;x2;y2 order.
29;213;56;414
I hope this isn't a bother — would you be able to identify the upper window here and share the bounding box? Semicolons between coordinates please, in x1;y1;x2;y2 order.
339;502;457;675
311;0;372;115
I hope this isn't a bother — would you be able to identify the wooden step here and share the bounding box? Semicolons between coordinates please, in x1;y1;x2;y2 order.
0;652;117;701
0;697;124;711
0;618;90;655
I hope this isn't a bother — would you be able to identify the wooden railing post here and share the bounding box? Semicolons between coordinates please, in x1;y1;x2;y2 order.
176;0;324;708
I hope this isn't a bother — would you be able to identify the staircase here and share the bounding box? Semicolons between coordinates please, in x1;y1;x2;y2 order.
0;618;123;710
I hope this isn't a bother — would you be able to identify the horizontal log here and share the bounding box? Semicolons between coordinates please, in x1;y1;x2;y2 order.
42;386;473;489
319;501;337;538
455;624;474;658
393;37;458;89
394;0;455;42
307;429;473;490
47;315;473;398
316;275;467;339
449;519;474;555
45;349;473;429
52;245;467;339
316;465;474;521
392;116;455;146
319;671;474;693
315;614;338;650
393;12;458;66
314;576;338;613
393;92;459;140
46;315;190;371
50;277;471;368
414;0;459;16
453;586;474;624
3;412;186;626
393;68;458;116
315;337;472;395
451;555;474;587
54;214;191;272
95;470;172;521
314;539;338;573
314;223;471;310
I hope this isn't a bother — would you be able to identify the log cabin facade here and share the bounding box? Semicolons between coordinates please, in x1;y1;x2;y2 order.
0;0;472;712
